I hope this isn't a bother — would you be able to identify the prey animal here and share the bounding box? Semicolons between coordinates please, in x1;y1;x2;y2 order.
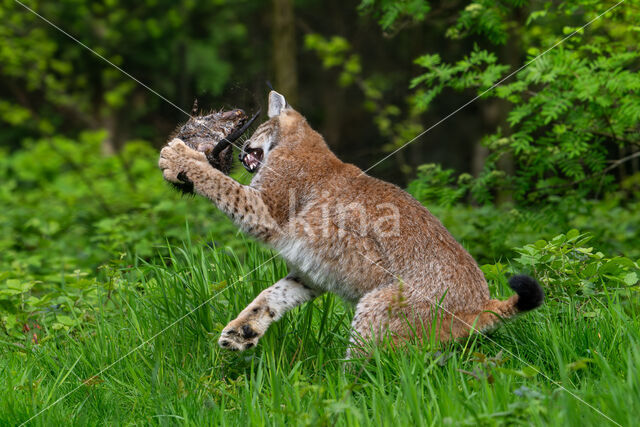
168;101;259;193
159;91;543;356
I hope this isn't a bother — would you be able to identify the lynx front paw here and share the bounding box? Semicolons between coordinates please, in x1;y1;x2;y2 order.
218;324;262;351
159;138;208;183
218;304;273;351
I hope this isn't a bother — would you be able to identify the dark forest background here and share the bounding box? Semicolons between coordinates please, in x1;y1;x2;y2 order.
3;0;639;196
3;0;627;186
2;0;489;185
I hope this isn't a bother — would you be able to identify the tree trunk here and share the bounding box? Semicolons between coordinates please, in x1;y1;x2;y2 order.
178;39;189;112
272;0;298;105
493;25;522;204
100;114;117;156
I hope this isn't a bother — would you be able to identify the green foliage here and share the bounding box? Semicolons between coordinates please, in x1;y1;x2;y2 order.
0;132;243;338
506;230;639;300
304;34;361;86
407;163;473;206
0;0;251;146
2;235;640;425
306;3;640;196
407;169;640;265
305;33;423;178
446;0;528;45
360;0;527;42
411;48;510;112
432;200;640;265
408;0;640;202
358;0;432;32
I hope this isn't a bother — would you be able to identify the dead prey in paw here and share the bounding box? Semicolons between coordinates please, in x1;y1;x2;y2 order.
166;100;260;193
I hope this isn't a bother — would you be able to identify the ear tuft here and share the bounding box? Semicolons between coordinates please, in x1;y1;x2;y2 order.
268;91;288;118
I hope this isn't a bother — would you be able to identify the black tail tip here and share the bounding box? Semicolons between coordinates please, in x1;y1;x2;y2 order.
508;275;544;311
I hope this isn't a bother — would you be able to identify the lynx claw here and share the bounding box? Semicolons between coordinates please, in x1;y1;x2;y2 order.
161;166;180;183
158;150;182;183
159;139;207;184
168;138;208;161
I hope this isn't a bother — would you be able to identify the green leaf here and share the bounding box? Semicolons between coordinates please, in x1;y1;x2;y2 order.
565;229;580;241
624;272;639;286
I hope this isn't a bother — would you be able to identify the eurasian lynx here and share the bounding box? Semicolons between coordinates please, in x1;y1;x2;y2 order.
158;91;543;356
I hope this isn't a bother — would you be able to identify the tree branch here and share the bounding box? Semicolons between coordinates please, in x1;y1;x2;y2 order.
532;150;640;195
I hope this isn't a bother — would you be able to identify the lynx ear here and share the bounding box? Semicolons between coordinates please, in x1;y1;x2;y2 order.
268;91;288;118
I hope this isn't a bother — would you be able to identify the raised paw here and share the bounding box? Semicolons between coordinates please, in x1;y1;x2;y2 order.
158;138;207;183
168;138;209;161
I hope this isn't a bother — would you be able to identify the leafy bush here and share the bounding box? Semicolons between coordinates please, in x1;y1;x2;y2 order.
409;164;640;263
405;1;640;202
482;229;640;301
0;0;250;150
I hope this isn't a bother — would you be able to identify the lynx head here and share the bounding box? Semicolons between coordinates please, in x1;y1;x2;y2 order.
240;91;293;173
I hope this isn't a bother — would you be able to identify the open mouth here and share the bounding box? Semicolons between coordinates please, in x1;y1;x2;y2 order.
209;108;261;160
241;148;263;173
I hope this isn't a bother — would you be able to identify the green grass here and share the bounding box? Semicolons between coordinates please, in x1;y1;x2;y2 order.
2;240;639;426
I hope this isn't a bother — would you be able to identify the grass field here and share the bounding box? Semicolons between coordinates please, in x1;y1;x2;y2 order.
2;237;639;426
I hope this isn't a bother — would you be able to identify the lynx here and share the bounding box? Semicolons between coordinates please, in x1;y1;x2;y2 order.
158;91;543;356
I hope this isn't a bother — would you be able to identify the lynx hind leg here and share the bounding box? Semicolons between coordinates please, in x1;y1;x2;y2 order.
347;284;435;359
348;289;387;359
218;276;321;351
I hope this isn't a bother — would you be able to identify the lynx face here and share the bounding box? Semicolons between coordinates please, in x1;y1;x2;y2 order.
239;91;289;173
239;120;277;173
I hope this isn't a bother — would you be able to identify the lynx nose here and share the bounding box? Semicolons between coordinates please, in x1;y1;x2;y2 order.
221;109;246;120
